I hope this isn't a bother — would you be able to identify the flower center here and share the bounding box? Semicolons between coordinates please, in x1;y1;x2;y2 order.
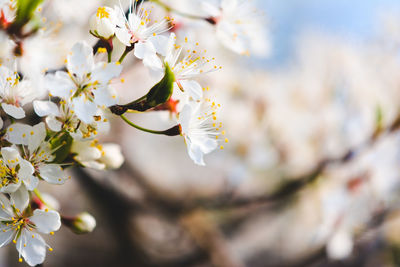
0;161;19;188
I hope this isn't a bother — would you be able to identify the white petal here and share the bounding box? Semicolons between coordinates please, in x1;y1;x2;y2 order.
91;62;122;84
0;181;21;193
0;195;12;220
134;41;155;60
71;95;97;124
148;35;169;56
22;175;38;191
179;80;203;101
187;141;205;166
67;41;94;79
10;186;29;211
33;100;60;117
1;103;25;119
17;229;46;266
216;21;247;55
178;103;192;134
5;123;30;146
1;146;20;167
0;226;14;247
28;122;47;154
45;116;62;132
115;27;132;46
81;160;106;170
44;71;75;99
93;86;117;107
197;137;218;154
18;159;37;191
38;164;66;185
143;53;163;70
71;141;101;162
100;143;124;169
30;209;61;234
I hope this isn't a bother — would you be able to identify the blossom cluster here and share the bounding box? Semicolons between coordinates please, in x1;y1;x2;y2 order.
0;0;267;265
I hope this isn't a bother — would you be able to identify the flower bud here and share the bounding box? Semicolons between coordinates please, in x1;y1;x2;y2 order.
99;144;124;169
63;212;96;234
89;6;117;39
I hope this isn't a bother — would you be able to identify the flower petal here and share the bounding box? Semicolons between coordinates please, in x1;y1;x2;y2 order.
18;159;37;191
30;209;61;234
92;86;117;107
5;123;30;146
1;146;20;167
10;186;29;211
115;27;132;46
28;122;47;154
16;229;46;266
148;35;169;56
71;95;97;124
38;164;66;185
45;116;62;132
179;80;203;101
67;41;94;79
0;226;14;247
1;103;25;119
44;71;75;99
33;100;60;117
91;62;122;85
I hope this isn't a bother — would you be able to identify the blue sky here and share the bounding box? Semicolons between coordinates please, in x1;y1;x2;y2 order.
260;0;400;67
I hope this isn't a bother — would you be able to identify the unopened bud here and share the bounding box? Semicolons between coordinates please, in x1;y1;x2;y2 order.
89;6;117;39
62;212;96;234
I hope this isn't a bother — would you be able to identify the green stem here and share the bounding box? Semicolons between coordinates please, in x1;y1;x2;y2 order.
120;114;168;135
34;188;55;210
107;51;112;63
120;114;180;136
151;0;206;20
118;49;129;63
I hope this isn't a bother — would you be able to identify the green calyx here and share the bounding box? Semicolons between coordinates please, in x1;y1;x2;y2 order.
110;63;175;114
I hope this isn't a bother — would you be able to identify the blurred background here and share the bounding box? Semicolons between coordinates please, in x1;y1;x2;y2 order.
4;0;400;266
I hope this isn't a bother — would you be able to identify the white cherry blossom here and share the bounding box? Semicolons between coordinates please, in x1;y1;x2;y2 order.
0;66;36;126
0;195;61;266
33;100;110;140
154;33;220;100
0;147;36;210
89;6;119;39
115;0;171;68
44;41;122;124
202;0;269;56
5;123;67;185
71;139;124;170
177;100;226;165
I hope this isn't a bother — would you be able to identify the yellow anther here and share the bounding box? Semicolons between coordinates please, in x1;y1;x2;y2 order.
97;47;107;53
96;7;109;19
